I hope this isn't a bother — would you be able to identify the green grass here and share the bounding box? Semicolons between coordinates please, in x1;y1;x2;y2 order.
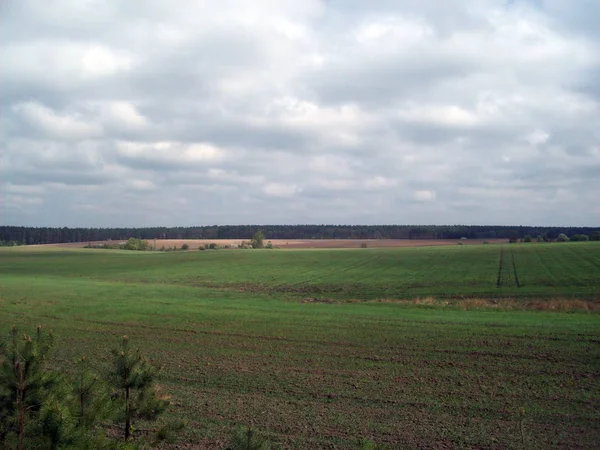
0;243;599;448
2;242;599;300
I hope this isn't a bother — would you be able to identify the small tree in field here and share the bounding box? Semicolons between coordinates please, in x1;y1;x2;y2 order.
123;238;151;251
108;336;169;441
251;231;265;249
0;327;106;449
72;356;114;430
0;327;58;450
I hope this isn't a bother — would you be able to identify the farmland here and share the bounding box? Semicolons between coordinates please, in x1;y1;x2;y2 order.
35;238;507;250
1;242;599;448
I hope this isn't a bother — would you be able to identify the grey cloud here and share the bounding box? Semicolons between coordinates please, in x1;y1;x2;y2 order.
304;54;474;107
1;0;599;227
8;170;114;187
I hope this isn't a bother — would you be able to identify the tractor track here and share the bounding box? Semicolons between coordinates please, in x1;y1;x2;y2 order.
511;249;521;288
496;247;504;287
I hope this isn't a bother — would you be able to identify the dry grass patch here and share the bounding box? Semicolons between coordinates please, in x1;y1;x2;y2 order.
364;296;600;312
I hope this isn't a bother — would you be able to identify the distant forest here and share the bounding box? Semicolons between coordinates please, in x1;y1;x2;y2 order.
1;225;599;245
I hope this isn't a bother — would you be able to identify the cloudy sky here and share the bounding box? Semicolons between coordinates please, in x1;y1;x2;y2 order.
1;0;599;227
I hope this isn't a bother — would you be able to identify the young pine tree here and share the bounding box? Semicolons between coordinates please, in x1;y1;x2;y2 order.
62;355;118;448
72;356;114;428
0;326;87;449
108;336;169;441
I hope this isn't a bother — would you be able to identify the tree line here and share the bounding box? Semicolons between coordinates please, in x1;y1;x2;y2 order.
1;225;599;245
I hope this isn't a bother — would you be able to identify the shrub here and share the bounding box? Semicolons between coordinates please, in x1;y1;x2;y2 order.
0;240;22;247
483;241;490;244
360;242;368;248
198;245;206;251
557;233;569;242
181;243;189;250
265;241;274;249
208;243;217;250
523;235;532;243
123;238;151;251
570;234;589;241
251;231;265;249
84;243;120;250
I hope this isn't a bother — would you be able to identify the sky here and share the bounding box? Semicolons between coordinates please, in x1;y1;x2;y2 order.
1;0;599;227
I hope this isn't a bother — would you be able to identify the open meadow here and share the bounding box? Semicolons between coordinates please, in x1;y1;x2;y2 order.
1;242;599;448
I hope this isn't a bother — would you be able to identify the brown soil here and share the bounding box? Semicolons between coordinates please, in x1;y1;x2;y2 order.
36;238;506;250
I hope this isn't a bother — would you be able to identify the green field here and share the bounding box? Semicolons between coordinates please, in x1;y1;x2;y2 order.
1;243;599;448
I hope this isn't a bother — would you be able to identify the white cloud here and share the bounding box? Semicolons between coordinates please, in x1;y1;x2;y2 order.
355;17;433;46
412;190;436;202
99;101;149;130
2;41;133;89
364;176;397;190
116;141;222;166
397;104;481;127
80;45;133;77
525;130;550;146
129;179;156;191
263;183;300;198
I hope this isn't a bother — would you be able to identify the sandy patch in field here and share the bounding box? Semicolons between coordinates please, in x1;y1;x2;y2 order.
35;238;507;250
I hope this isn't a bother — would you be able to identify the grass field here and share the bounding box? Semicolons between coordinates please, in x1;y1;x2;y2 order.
1;242;599;448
